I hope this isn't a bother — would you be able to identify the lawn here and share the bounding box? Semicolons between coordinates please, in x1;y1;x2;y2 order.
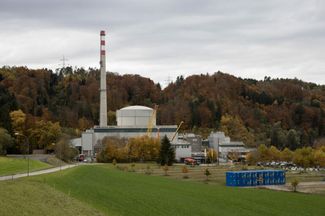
0;156;51;176
41;165;325;216
1;164;325;216
0;179;104;216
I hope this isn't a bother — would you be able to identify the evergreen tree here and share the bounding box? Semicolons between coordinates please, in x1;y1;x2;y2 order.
158;135;175;166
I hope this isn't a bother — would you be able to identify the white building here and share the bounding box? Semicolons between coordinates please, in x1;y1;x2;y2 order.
208;131;254;162
172;139;192;162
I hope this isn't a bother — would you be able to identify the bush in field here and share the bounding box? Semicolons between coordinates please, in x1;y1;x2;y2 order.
204;168;211;181
291;179;299;192
163;164;169;176
182;166;189;179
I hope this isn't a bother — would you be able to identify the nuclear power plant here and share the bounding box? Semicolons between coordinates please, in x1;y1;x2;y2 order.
71;30;253;163
75;30;177;157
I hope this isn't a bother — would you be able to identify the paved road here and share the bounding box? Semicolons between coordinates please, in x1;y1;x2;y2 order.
0;164;78;181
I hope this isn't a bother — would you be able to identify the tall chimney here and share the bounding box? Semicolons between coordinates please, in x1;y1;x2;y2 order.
99;30;107;127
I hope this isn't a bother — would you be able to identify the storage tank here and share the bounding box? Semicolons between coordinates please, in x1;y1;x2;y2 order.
116;105;155;127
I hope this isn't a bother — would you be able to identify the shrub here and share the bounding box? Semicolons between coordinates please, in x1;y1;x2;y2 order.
291;179;299;192
182;166;189;179
163;164;169;176
204;168;211;181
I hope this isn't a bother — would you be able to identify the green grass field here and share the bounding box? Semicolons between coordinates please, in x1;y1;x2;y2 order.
0;157;51;176
1;165;325;216
0;179;104;216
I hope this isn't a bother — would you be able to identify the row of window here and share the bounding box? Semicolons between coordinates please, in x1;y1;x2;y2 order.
174;145;190;149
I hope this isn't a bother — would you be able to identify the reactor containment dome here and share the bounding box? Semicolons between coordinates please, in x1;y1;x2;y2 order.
116;105;155;127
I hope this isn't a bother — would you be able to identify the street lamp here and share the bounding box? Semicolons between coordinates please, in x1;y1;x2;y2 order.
14;132;30;176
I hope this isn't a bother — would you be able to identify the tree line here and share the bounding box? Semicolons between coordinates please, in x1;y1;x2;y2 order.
247;144;325;168
0;66;325;154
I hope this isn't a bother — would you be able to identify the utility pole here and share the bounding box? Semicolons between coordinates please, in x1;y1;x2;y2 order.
60;55;68;68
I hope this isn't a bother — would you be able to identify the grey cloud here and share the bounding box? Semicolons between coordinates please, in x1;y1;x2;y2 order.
0;0;324;85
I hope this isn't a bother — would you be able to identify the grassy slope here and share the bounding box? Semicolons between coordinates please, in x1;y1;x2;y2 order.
0;157;51;176
42;165;325;216
0;179;104;216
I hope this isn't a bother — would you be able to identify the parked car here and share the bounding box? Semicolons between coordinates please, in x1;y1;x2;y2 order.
184;157;197;165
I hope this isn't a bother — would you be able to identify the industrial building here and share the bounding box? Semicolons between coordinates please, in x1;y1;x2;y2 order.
74;30;177;157
81;105;177;156
208;131;255;162
73;30;254;163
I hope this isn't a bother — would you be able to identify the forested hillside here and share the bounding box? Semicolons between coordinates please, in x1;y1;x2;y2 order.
0;66;324;151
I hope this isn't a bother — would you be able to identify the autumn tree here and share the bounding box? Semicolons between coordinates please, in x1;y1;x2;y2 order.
97;137;128;162
293;147;314;168
314;146;325;167
257;144;270;162
268;146;281;161
207;148;217;163
127;136;160;162
10;109;26;135
28;120;62;150
280;148;293;162
220;114;255;146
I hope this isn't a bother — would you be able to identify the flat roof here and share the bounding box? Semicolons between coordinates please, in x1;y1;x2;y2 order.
93;126;177;133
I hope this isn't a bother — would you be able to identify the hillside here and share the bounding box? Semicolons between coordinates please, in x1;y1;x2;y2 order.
0;66;324;150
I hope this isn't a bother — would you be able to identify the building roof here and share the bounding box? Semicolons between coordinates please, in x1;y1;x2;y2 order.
119;105;153;111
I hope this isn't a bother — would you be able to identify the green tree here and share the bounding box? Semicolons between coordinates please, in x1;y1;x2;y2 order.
158;135;175;166
270;122;287;149
287;129;300;150
0;128;14;155
55;135;78;162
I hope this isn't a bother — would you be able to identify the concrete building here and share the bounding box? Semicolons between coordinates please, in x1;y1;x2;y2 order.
208;131;254;162
172;139;192;162
172;133;203;162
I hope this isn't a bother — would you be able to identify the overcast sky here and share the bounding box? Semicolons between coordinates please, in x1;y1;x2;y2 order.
0;0;324;86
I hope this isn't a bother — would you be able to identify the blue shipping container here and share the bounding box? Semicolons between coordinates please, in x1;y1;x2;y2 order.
226;170;286;187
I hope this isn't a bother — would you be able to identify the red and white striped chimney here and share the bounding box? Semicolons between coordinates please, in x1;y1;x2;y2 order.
99;30;107;127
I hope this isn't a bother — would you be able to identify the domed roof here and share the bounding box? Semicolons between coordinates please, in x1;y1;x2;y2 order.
119;105;153;111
